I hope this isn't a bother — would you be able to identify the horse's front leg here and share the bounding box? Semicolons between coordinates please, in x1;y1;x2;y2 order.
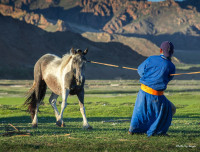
56;89;70;127
49;92;60;122
77;88;92;129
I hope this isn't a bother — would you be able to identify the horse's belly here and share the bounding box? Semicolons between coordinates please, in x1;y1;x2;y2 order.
44;74;62;95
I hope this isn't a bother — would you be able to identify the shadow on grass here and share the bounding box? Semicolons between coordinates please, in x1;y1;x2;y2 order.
169;129;200;138
0;116;131;123
0;116;131;136
1;115;199;124
166;88;200;93
174;114;200;119
1;116;199;137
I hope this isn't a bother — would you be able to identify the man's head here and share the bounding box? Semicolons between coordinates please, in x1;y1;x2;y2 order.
160;41;174;58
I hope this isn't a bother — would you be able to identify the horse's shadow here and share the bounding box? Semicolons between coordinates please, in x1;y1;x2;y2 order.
0;116;131;135
0;116;130;123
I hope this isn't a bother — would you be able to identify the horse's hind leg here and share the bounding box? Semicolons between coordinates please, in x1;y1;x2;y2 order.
32;103;40;128
77;89;92;129
30;59;47;128
31;80;46;128
49;92;60;122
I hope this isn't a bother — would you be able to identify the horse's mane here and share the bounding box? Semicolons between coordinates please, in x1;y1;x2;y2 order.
60;53;72;72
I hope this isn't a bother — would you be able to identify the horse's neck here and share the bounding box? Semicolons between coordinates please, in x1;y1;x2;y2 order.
60;56;74;89
60;55;73;75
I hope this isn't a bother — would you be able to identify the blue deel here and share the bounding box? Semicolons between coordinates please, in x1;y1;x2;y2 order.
129;55;175;136
138;55;175;91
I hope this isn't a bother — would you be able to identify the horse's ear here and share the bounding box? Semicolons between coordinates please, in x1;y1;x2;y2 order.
70;48;75;55
83;48;88;55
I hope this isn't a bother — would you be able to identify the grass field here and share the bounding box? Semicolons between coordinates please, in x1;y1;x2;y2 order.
0;80;200;152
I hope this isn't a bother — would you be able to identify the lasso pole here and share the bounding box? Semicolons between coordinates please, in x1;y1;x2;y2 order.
87;60;200;76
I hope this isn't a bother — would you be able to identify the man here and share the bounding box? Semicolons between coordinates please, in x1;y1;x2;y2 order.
129;41;176;137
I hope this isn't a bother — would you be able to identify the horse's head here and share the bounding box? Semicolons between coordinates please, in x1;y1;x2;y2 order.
71;48;88;86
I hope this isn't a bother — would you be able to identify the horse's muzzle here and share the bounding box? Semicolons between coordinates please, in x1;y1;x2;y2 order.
76;81;82;86
76;77;82;86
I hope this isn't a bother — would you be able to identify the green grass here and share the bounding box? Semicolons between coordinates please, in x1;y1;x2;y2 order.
175;63;200;70
0;80;200;151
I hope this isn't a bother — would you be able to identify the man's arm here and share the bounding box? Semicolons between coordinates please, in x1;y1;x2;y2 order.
169;64;176;81
137;58;149;77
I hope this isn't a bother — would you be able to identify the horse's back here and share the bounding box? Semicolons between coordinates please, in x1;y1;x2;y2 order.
36;54;60;71
34;54;62;95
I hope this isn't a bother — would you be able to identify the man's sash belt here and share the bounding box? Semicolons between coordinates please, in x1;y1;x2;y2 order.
141;84;164;96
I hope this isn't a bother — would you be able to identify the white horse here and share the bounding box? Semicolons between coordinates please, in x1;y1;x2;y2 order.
25;48;92;129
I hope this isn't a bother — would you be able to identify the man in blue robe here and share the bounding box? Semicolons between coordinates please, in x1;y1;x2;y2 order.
129;41;176;137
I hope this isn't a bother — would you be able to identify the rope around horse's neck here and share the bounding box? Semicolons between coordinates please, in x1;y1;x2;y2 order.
88;61;200;76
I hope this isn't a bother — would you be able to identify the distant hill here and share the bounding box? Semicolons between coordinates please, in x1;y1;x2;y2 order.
0;0;200;80
0;14;147;79
1;0;200;52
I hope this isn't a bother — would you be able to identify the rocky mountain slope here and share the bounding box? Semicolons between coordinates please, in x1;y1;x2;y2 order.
11;0;200;35
1;0;200;52
0;3;70;32
0;14;146;79
0;0;200;79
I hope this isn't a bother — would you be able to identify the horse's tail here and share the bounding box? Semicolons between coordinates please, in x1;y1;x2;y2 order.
24;61;47;120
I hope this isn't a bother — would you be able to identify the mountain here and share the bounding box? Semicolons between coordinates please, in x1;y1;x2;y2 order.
1;0;200;52
0;0;200;80
0;14;146;79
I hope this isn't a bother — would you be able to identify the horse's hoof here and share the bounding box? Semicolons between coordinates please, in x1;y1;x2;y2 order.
56;121;65;127
87;126;93;130
32;124;38;128
83;125;93;130
61;123;66;127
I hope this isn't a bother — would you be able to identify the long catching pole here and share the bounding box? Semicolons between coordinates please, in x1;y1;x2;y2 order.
171;71;200;76
88;60;200;76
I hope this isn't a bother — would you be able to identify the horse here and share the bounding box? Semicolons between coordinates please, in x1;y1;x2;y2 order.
25;48;92;129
